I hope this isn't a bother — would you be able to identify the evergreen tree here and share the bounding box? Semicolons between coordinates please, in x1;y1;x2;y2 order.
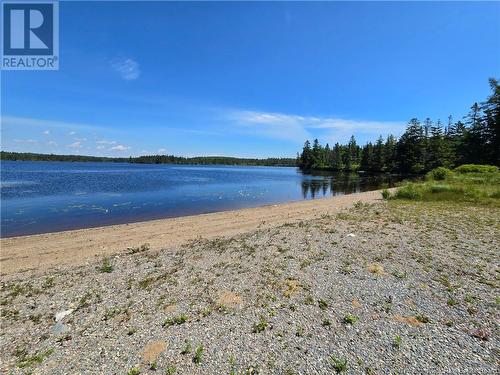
397;118;425;173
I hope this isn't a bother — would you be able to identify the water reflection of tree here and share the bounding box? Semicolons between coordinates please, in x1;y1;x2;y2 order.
300;173;399;199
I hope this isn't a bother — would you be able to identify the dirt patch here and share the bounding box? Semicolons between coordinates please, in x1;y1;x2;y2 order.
141;340;166;363
393;315;422;327
218;290;243;308
352;299;362;308
164;304;176;313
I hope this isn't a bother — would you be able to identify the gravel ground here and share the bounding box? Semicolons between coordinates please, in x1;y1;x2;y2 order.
1;200;498;374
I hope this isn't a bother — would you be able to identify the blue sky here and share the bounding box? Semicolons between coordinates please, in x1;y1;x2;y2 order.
2;1;499;158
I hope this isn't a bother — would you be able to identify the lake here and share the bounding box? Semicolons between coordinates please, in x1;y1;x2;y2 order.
0;161;401;237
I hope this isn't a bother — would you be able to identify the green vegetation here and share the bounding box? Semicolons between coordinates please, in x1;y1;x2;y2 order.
127;367;141;375
162;314;187;328
342;314;359;325
298;79;499;173
99;258;113;273
165;364;177;374
193;345;204;364
318;299;328;310
393;335;402;349
330;355;348;373
252;316;269;333
392;165;500;205
16;348;54;368
0;151;296;167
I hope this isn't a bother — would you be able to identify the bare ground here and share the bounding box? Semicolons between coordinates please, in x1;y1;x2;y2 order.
0;197;499;374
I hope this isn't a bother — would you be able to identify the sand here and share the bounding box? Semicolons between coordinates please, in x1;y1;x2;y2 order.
0;189;390;277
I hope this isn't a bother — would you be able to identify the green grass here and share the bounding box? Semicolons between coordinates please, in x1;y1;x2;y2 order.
392;165;500;205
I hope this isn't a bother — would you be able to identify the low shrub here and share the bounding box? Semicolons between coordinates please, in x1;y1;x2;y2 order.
381;189;391;200
426;167;453;181
394;183;422;200
454;164;499;174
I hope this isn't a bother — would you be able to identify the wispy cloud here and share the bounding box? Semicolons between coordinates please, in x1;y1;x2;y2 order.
14;139;38;144
47;140;58;146
110;144;130;151
68;141;82;149
157;148;167;153
111;58;141;81
43;130;50;135
96;140;117;145
225;110;311;142
225;110;406;144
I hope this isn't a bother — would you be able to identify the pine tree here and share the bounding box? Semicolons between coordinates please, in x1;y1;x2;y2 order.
397;118;425;173
372;136;385;172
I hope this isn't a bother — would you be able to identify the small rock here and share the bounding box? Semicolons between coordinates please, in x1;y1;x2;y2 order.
53;322;70;335
347;233;356;238
54;309;74;322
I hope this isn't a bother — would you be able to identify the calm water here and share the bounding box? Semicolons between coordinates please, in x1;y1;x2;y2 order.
0;161;400;237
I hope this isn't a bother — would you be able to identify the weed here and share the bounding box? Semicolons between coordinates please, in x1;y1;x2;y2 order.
318;299;328;310
128;243;150;254
181;340;192;354
392;335;402;348
252;316;269;333
193;345;204;364
99;258;113;273
16;348;54;368
381;189;391;200
127;367;141;375
322;319;332;327
163;314;187;328
165;364;177;374
343;314;358;325
330;355;348;373
304;295;314;305
415;314;430;324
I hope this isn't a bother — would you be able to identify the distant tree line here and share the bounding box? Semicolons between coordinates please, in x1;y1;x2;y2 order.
298;79;500;174
0;151;297;167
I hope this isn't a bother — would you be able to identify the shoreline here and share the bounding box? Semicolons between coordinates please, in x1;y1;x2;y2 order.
0;189;390;277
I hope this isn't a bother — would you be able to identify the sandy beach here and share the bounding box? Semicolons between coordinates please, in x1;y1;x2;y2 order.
0;189;389;277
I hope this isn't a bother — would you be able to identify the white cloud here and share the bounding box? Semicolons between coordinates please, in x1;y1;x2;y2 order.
14;139;38;144
111;58;141;81
69;131;76;135
43;130;50;135
110;144;130;151
226;110;310;142
69;141;82;149
226;110;406;144
96;145;106;150
157;148;167;153
96;140;117;145
47;140;57;146
73;137;87;142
